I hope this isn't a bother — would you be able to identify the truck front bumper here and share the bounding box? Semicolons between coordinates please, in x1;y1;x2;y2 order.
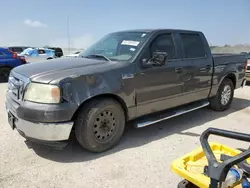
7;109;74;141
5;95;75;142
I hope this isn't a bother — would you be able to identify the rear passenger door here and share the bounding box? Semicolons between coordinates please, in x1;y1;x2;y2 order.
178;33;213;102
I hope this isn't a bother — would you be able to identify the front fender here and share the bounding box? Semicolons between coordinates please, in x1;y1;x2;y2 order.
60;72;135;109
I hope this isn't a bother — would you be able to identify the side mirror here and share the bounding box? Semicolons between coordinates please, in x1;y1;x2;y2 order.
142;52;168;68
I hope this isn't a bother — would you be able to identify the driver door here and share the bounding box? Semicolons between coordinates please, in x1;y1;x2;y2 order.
136;33;186;117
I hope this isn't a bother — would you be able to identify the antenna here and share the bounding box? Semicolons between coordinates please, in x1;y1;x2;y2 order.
67;15;71;54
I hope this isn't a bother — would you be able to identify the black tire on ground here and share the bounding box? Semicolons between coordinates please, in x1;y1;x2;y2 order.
209;78;234;111
75;98;125;153
177;180;198;188
0;67;11;83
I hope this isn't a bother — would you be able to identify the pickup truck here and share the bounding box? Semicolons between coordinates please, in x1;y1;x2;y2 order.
5;29;247;153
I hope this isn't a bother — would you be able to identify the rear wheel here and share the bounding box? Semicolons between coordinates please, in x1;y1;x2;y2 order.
75;98;125;153
0;67;11;82
209;78;234;111
177;180;198;188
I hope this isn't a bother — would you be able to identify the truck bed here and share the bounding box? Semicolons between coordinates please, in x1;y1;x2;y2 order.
212;53;246;66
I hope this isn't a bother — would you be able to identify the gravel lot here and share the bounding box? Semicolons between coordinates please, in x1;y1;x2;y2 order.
0;83;250;188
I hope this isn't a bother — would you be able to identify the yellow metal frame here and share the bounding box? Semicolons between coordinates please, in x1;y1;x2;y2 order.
171;142;250;188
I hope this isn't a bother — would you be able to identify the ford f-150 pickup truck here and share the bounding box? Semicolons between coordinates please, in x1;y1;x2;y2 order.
5;29;247;152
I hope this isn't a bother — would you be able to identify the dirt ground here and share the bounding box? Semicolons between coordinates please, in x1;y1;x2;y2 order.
0;83;250;188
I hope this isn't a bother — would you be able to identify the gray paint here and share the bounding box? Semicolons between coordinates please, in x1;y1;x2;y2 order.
10;29;246;123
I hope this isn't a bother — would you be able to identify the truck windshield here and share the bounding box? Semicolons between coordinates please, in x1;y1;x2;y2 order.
79;31;150;61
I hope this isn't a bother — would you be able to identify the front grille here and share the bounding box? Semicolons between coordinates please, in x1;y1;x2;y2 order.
7;71;30;103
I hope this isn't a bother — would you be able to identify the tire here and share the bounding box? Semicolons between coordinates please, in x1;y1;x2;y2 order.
177;180;198;188
209;78;234;111
0;67;11;83
75;98;125;153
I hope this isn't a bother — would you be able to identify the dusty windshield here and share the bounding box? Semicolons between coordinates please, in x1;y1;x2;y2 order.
79;32;150;61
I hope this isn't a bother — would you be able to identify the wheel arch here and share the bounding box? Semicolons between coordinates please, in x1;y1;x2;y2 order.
224;72;236;89
0;65;13;69
71;93;129;123
209;72;237;97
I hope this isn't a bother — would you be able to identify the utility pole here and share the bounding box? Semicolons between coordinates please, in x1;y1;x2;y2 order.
67;15;71;54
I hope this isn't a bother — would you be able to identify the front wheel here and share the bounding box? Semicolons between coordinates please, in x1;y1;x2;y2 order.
209;78;234;111
75;98;125;153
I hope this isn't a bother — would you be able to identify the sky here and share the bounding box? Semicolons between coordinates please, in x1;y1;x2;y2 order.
1;0;250;49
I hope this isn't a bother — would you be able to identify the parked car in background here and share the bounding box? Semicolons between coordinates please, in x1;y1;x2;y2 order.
5;29;246;153
47;47;63;57
19;48;56;63
8;46;31;54
0;47;26;82
64;51;81;58
246;52;250;81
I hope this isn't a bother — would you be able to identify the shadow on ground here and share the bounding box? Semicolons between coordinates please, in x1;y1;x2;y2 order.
26;97;250;163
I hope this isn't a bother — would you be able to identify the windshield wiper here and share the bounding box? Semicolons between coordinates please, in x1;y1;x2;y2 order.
83;54;111;61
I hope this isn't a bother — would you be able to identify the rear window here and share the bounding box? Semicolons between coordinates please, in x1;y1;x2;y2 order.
180;33;206;58
247;53;250;59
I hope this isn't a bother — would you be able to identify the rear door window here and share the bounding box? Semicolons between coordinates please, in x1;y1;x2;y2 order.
180;33;206;58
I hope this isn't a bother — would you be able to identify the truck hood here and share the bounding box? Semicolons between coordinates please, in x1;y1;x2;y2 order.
13;57;116;83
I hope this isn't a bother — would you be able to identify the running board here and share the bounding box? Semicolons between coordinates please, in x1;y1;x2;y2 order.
135;101;209;128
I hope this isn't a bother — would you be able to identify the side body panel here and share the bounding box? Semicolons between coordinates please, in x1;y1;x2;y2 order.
134;31;188;116
175;32;214;104
209;54;246;97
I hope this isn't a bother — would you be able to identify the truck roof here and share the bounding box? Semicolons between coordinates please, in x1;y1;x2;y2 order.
114;29;202;34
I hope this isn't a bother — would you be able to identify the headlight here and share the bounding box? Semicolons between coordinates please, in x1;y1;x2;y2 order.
24;83;61;104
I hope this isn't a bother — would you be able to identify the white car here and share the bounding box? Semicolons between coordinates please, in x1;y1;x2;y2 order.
19;48;56;63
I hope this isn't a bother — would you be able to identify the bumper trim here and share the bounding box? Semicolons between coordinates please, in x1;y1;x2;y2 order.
6;101;74;142
18;130;69;149
14;117;74;141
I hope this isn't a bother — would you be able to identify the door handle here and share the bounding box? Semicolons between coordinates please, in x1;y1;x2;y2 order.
175;67;183;73
200;65;211;72
206;65;211;70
